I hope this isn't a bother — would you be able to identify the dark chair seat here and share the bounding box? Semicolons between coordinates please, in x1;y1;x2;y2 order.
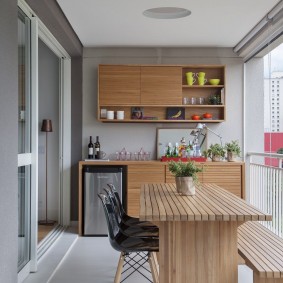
107;183;159;229
103;186;159;238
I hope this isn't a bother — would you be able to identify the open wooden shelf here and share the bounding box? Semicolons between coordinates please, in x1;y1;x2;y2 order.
98;64;226;123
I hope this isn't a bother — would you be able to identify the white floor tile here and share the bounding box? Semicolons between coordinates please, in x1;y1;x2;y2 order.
24;227;254;283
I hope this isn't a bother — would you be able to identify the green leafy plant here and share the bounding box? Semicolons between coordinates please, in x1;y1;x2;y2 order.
203;143;226;159
168;160;203;183
277;148;283;154
225;140;241;156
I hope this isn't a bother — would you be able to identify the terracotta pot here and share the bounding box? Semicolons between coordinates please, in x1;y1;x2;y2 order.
212;155;221;162
175;176;195;195
227;151;237;162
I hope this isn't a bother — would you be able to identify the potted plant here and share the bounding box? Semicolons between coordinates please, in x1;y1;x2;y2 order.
203;143;225;162
277;148;283;154
225;140;241;162
168;160;203;195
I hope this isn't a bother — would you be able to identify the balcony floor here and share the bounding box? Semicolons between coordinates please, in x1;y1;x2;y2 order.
23;226;253;283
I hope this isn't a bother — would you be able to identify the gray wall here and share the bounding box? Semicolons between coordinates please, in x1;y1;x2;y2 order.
82;47;244;162
71;57;82;221
38;39;60;221
0;0;18;282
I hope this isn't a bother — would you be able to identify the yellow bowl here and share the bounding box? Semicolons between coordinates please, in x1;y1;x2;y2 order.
209;79;220;85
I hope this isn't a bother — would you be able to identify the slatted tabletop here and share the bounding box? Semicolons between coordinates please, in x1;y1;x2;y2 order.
139;183;272;222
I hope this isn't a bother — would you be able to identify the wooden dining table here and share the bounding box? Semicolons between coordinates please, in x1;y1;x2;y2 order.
139;183;272;283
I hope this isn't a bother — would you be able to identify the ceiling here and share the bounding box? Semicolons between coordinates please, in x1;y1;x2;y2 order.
57;0;280;48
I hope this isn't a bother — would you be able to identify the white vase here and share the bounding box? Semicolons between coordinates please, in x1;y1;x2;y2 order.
227;151;237;162
212;155;221;162
175;176;195;195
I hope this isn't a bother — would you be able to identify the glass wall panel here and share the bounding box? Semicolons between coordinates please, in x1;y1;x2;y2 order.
18;166;31;271
18;9;31;154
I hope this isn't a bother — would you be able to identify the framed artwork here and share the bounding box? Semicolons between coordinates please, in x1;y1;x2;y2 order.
166;107;185;120
131;107;144;119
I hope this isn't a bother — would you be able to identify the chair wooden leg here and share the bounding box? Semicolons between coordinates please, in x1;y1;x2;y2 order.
149;252;159;283
114;252;125;283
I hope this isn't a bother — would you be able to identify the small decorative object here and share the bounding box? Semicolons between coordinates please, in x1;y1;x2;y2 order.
202;112;212;119
168;160;203;195
191;114;201;120
203;143;226;162
225;140;241;162
131;107;144;119
208;94;221;105
166;107;185;120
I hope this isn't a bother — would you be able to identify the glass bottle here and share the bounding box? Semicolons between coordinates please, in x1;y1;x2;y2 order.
94;136;100;159
88;136;94;159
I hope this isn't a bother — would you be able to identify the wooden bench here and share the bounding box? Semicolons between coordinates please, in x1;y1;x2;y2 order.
238;221;283;283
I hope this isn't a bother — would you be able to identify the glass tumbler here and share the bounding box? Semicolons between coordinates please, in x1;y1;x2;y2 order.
197;97;205;105
189;97;196;105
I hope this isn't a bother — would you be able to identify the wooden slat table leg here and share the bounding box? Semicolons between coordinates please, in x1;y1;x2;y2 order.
158;221;238;283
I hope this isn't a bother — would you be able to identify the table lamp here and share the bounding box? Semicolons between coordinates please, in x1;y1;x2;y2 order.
196;123;223;146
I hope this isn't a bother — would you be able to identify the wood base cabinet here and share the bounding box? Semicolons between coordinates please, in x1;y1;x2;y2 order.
166;162;245;199
127;164;165;216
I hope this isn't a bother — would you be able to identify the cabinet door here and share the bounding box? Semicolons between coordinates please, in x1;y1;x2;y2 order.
127;165;165;217
141;66;182;105
99;65;140;105
202;164;243;197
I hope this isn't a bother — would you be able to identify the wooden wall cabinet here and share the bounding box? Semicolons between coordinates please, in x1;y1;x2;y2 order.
98;64;226;123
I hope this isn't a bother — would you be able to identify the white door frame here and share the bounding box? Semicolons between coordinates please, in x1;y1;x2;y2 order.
18;0;71;277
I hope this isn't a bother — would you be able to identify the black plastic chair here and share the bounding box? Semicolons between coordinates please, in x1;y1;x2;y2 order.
107;183;158;228
103;187;159;238
98;193;159;283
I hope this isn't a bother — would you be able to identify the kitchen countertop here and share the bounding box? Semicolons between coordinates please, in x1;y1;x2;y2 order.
79;160;244;166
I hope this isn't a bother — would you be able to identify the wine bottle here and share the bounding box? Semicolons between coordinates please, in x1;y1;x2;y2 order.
88;136;94;159
94;136;100;159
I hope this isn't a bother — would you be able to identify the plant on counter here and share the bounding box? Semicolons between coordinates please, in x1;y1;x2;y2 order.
168;160;203;195
203;143;226;162
277;148;283;154
168;160;203;181
225;140;241;162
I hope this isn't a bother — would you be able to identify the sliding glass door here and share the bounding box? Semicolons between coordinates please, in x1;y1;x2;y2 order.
18;8;32;273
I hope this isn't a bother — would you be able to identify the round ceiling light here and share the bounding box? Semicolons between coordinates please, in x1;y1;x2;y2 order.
143;7;191;19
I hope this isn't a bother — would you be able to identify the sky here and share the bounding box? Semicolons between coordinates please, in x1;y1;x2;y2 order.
264;43;283;78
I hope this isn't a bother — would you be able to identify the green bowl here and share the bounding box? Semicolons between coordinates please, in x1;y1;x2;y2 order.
209;79;220;85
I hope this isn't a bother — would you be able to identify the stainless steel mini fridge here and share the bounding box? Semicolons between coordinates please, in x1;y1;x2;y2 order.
83;165;126;236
